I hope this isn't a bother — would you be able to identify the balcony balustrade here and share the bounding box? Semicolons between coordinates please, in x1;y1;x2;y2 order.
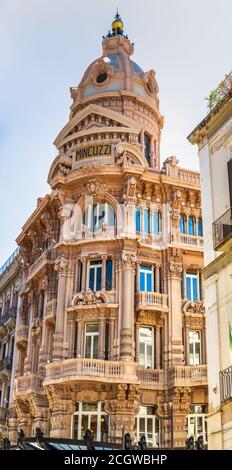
220;365;232;402
168;365;207;387
213;208;232;250
173;233;203;249
0;306;17;329
137;368;164;388
45;358;138;385
15;374;43;394
16;325;29;348
27;250;55;280
136;292;168;312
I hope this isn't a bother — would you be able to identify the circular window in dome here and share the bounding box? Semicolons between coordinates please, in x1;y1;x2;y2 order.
96;72;108;84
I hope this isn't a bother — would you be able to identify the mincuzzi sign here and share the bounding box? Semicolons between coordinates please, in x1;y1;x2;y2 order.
75;144;112;160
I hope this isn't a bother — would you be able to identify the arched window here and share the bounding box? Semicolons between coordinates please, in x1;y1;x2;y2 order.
180;214;187;234
83;203;115;232
188;216;196;236
153;211;162;235
136;207;141;232
198;217;203;237
144;133;151;164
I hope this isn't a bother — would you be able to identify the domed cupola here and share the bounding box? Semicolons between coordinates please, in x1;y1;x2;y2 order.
49;13;163;187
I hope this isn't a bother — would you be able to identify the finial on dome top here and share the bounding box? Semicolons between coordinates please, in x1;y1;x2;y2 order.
103;10;129;40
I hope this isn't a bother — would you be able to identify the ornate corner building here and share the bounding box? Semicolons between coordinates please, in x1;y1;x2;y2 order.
7;14;208;448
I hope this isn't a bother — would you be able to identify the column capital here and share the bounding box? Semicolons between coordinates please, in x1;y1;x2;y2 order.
55;255;68;274
121;250;137;269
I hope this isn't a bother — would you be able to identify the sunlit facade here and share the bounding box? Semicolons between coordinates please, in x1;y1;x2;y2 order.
8;14;207;448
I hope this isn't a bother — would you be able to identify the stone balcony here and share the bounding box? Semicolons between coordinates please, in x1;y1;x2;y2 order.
15;374;44;395
137;368;164;389
136;292;168;312
44;358;138;386
27;249;55;281
168;365;207;387
173;233;203;250
0;307;17;335
16;325;29;348
45;299;56;326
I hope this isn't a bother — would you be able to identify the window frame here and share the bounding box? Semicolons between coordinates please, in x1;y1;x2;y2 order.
87;260;102;292
84;323;99;359
139;325;154;369
189;330;201;366
186;273;198;301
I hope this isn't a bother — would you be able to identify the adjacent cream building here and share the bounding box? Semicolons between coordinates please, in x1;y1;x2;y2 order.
8;14;208;448
189;88;232;449
0;249;22;439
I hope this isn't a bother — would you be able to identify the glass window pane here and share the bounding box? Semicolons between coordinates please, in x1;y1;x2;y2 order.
85;336;91;358
192;277;197;301
153;212;159;235
144;209;150;233
106;260;112;291
96;267;102;291
186;276;191;299
198;218;203;237
146;272;152;292
108;206;115;226
180;214;186;234
93;335;99;359
98;204;106;228
90;415;97;440
139;342;145;367
86;324;99;333
136;208;141;232
89;268;95;290
140;272;145;291
139;417;145;433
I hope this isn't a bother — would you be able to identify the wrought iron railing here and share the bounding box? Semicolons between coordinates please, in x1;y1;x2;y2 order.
220;365;232;402
213;208;232;249
0;247;20;276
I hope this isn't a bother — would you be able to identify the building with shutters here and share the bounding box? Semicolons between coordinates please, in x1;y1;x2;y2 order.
188;83;232;449
8;13;207;448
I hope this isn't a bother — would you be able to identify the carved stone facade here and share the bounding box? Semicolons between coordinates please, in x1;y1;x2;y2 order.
5;15;207;448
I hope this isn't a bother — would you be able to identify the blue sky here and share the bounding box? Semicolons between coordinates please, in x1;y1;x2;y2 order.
0;0;231;265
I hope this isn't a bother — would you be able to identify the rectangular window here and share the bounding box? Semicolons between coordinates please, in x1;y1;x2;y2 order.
139;326;154;369
106;259;113;291
140;266;152;292
85;323;99;359
186;273;198;301
88;260;102;291
144;209;150;233
189;331;201;365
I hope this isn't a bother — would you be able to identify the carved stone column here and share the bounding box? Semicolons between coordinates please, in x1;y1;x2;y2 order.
105;384;139;443
68;318;76;358
185;325;190;365
45;385;75;438
109;317;115;360
76;318;83;358
168;254;184;365
155;266;160;292
24;288;36;373
99;316;105;360
101;255;107;291
81;257;87;292
120;251;136;361
53;255;68;361
135;323;140;363
156;326;161;369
